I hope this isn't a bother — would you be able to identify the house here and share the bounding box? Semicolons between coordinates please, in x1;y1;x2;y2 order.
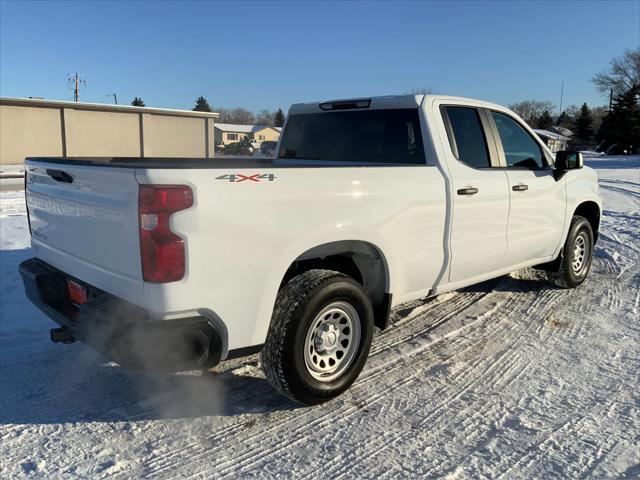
214;123;281;146
254;125;281;144
533;129;570;153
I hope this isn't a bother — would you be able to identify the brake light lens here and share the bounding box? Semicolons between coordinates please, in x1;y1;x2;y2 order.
139;185;193;283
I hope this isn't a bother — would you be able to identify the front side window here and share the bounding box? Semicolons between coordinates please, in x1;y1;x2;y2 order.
491;111;544;169
443;106;491;168
279;109;425;164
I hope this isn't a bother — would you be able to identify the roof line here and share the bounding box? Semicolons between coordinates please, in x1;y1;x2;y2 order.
0;97;219;118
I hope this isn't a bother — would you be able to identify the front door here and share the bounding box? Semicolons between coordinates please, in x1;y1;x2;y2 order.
489;111;566;266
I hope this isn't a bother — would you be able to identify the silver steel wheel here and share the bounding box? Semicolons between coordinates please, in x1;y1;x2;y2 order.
303;301;361;382
572;231;590;275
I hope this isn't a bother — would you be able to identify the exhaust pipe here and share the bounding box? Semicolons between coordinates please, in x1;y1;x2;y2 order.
50;327;75;344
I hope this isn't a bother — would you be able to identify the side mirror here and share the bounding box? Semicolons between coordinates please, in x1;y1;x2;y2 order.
555;150;584;171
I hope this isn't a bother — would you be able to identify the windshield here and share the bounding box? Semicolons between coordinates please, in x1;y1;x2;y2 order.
279;109;425;164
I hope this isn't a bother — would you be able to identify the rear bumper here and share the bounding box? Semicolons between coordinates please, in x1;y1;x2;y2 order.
19;258;223;372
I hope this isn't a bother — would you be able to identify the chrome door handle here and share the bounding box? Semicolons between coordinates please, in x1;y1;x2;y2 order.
457;187;479;195
512;184;528;192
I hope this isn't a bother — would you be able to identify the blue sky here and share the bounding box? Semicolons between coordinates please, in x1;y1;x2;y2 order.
1;1;638;114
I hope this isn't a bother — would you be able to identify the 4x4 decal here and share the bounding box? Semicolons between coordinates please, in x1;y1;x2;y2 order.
215;174;276;183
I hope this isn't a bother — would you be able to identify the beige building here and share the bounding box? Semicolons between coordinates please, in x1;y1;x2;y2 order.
214;123;281;146
0;97;219;165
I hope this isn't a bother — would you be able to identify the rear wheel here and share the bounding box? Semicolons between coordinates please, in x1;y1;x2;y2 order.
262;269;374;405
548;215;594;288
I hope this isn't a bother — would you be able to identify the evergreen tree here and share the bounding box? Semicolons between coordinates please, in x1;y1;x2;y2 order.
131;97;145;107
537;110;553;129
193;96;212;112
573;103;594;143
274;108;285;127
597;84;640;151
555;111;568;127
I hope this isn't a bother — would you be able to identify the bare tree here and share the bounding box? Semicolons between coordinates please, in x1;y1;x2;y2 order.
592;48;640;97
508;100;556;126
214;107;255;125
256;110;275;126
227;108;255;125
215;107;232;123
564;104;580;119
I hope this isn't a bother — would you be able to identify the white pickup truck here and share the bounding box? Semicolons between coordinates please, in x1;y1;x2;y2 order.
20;95;601;404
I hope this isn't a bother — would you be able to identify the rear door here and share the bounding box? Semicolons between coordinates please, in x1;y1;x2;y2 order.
488;111;566;265
439;105;510;283
26;160;143;300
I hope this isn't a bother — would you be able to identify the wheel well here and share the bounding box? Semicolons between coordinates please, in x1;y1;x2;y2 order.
574;201;600;241
282;241;391;330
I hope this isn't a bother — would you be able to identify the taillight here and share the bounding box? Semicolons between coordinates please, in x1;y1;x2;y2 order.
138;185;193;283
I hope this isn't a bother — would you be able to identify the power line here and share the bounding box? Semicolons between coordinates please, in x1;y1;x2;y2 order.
67;73;86;102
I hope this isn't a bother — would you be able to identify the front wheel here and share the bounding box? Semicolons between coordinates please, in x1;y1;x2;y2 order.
548;215;594;288
262;269;374;405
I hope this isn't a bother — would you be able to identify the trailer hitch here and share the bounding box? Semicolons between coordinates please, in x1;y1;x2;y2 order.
50;327;76;344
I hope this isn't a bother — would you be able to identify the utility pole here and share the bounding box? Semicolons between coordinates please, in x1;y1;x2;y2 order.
67;73;86;102
107;93;118;105
558;81;564;116
609;89;613;112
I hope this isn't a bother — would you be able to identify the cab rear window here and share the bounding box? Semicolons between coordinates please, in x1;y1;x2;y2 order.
279;109;426;164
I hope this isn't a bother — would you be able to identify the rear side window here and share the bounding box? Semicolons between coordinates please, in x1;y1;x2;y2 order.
443;106;491;168
491;111;544;169
279;109;425;164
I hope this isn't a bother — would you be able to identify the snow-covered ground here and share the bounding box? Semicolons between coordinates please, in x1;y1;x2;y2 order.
1;155;638;478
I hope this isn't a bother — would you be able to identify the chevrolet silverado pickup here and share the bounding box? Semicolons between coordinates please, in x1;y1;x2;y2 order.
20;95;601;404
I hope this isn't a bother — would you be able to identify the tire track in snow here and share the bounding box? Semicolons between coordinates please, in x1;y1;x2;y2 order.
163;313;498;478
600;185;640;198
496;401;622;479
182;267;586;479
331;265;618;479
138;284;503;478
187;289;519;478
331;286;563;479
469;253;636;479
240;283;560;479
135;286;498;476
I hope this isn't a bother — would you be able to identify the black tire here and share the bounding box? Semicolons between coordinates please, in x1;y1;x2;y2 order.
548;215;594;288
262;269;374;405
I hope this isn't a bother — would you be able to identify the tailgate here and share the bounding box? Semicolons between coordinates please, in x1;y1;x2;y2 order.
25;160;143;299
